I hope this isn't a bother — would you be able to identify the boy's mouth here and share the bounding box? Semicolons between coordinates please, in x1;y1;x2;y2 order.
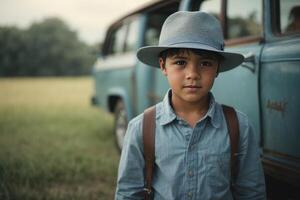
182;85;202;92
183;85;201;88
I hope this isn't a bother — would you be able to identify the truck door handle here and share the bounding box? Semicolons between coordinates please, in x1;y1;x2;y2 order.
244;53;255;63
241;53;256;73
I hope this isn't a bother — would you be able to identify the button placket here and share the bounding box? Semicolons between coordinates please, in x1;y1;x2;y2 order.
190;121;206;148
186;132;197;200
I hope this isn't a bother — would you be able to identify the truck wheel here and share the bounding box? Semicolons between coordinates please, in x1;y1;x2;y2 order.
114;100;128;152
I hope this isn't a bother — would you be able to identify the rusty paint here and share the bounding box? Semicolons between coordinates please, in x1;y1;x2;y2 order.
266;100;288;116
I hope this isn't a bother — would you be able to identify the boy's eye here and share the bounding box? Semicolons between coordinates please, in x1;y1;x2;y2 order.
199;61;213;67
174;60;186;66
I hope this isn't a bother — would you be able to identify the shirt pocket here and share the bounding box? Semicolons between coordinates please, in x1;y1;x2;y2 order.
205;153;231;190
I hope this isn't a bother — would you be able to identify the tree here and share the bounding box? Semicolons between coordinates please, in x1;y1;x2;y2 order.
0;26;27;76
24;17;94;76
0;17;96;76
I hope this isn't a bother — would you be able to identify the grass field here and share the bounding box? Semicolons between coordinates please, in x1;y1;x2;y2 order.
0;77;119;200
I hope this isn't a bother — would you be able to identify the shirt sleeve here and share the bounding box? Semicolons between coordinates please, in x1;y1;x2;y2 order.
233;113;267;200
115;115;145;200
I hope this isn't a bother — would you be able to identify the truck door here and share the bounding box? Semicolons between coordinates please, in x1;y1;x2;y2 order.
260;0;300;191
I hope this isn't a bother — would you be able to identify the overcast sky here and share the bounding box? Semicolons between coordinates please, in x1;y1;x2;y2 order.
0;0;153;45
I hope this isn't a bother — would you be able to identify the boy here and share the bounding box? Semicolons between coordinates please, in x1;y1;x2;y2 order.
115;11;266;200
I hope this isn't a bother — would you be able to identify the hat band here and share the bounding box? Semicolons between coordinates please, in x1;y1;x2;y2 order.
161;41;224;51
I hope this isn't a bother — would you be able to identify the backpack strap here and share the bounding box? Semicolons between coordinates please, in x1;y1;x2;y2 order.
222;105;240;185
142;106;156;200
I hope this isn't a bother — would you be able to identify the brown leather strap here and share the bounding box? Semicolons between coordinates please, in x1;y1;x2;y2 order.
222;105;240;184
142;106;156;200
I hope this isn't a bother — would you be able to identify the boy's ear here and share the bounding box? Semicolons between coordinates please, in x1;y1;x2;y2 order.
159;58;167;76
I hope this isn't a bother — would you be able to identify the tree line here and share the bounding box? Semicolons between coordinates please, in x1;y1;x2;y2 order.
0;17;99;76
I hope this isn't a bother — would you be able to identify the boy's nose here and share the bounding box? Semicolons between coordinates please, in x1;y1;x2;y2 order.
186;64;200;80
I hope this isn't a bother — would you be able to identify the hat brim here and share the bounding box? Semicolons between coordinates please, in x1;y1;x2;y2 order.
137;43;244;72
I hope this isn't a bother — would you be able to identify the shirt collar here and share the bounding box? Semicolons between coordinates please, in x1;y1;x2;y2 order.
158;89;177;125
205;93;221;128
158;89;221;128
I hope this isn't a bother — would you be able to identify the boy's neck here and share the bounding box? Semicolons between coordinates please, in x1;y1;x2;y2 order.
170;93;210;127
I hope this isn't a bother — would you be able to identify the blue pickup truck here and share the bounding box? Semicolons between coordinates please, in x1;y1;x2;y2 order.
92;0;300;198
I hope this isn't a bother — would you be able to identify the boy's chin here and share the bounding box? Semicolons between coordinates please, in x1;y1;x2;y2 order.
181;93;210;104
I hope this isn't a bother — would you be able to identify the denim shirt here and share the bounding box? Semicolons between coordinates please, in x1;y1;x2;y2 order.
115;91;266;200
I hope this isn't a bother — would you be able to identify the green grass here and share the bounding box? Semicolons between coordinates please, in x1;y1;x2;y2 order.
0;77;119;200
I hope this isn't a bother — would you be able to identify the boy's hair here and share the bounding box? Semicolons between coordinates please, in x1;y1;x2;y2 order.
158;48;223;74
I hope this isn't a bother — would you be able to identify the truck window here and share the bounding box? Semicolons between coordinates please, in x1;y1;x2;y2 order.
144;1;180;46
124;17;139;52
226;0;262;39
107;24;127;55
279;0;300;34
144;14;167;46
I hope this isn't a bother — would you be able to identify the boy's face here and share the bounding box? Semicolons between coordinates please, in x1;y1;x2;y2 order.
159;49;219;105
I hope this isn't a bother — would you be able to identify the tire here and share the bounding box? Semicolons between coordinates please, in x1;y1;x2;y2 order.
114;100;128;152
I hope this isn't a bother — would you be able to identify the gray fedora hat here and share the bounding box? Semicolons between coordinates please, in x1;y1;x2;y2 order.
137;11;244;72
